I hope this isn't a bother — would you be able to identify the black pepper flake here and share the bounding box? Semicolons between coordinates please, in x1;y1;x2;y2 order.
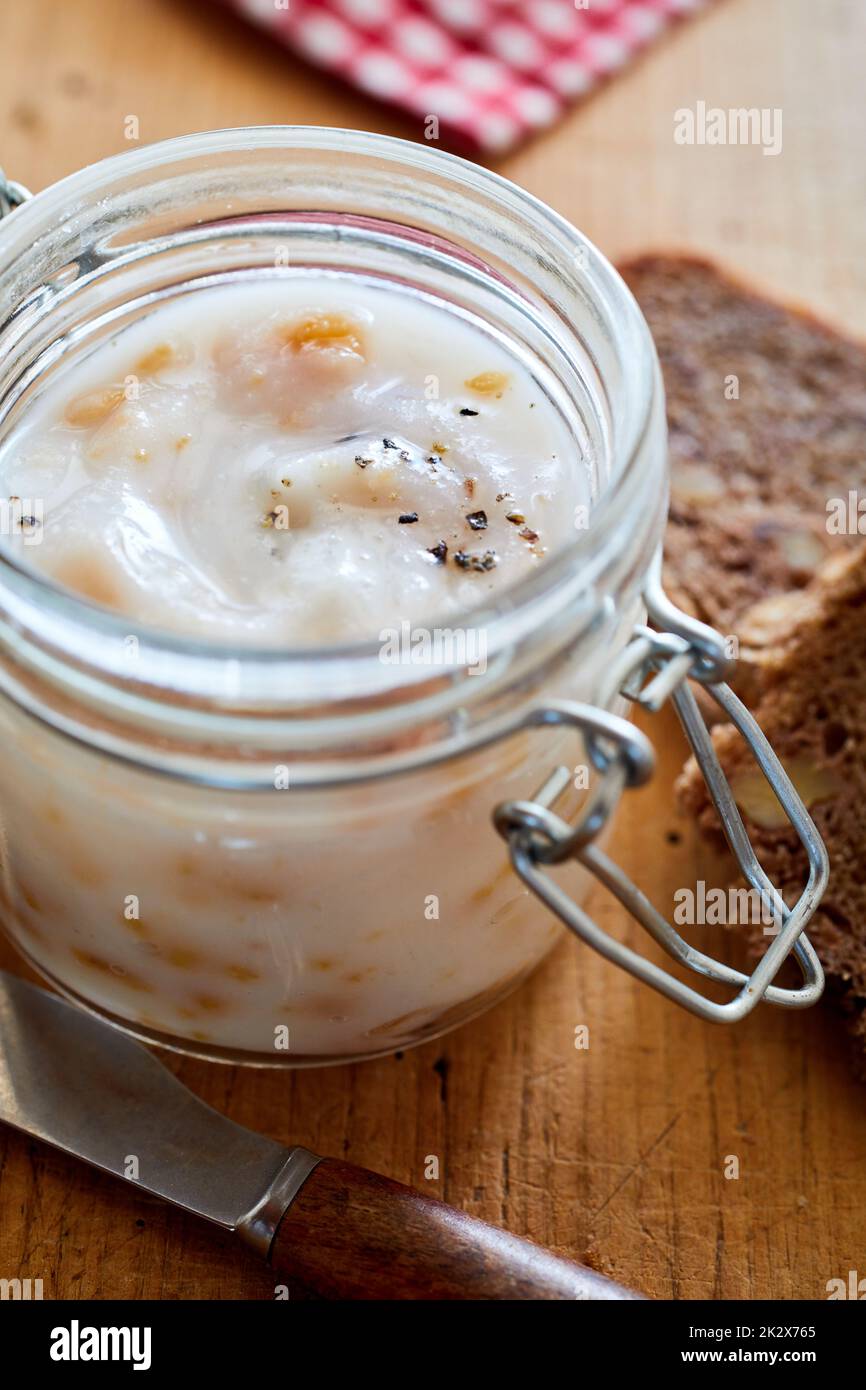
18;515;39;531
454;549;498;572
355;455;374;469
382;438;397;449
466;510;488;530
519;526;539;543
505;510;525;525
495;492;514;503
428;540;448;563
459;407;479;416
398;512;419;524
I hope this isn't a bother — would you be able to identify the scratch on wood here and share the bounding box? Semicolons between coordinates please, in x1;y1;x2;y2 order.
592;1112;684;1219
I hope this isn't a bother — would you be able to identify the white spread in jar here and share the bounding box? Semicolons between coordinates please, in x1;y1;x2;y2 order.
0;277;587;643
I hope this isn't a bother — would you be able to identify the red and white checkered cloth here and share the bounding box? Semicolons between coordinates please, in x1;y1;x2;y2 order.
230;0;712;153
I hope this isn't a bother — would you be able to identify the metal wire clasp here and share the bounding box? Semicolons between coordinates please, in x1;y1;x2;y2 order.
0;168;32;220
493;562;827;1022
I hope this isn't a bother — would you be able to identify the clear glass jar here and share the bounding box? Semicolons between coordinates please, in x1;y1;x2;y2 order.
0;129;825;1065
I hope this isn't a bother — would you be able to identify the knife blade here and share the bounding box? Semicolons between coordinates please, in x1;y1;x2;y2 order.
0;969;643;1300
0;968;310;1229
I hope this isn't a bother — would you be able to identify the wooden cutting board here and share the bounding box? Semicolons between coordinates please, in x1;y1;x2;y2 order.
1;0;864;1300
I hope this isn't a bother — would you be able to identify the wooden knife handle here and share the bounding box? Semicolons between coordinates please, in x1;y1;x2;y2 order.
269;1158;643;1301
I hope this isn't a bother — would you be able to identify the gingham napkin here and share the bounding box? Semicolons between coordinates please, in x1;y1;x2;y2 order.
232;0;712;153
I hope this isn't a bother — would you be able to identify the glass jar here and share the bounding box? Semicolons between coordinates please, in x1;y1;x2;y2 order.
0;129;827;1065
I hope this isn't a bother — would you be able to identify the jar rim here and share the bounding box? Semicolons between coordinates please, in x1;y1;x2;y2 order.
0;126;663;712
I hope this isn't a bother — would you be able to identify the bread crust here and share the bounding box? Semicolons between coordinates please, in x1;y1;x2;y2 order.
622;253;866;1071
620;252;866;703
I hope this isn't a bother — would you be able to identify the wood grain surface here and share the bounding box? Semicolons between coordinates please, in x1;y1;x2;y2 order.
1;0;864;1301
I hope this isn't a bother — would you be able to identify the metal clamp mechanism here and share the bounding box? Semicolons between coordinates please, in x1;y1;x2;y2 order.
494;570;828;1023
0;168;31;221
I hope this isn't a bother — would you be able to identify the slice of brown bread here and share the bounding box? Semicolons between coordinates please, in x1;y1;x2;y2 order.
619;253;866;698
676;548;866;1071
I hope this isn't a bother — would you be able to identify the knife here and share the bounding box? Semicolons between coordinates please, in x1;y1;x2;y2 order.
0;970;642;1300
